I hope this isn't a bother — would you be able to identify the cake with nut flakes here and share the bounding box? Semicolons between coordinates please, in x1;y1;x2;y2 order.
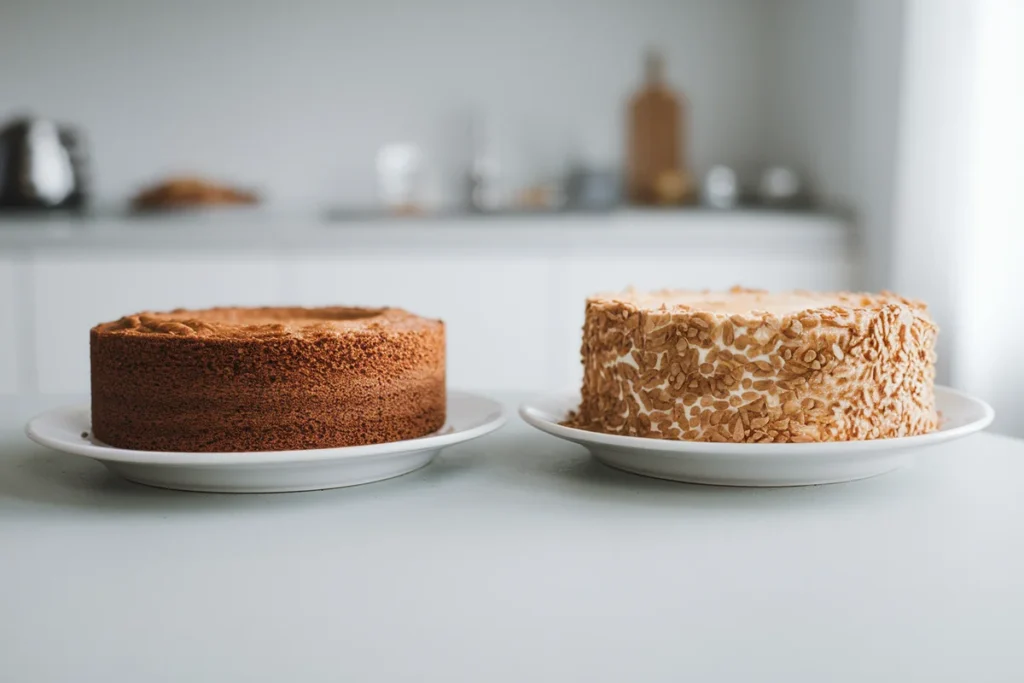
565;287;938;443
90;306;445;452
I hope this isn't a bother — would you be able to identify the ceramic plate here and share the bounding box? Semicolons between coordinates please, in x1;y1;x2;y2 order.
26;391;505;493
520;386;994;486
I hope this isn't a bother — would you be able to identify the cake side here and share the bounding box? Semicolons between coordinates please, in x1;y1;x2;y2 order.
566;289;938;443
90;306;445;452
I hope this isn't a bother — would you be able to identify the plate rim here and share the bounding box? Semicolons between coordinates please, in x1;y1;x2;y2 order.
25;389;505;465
519;384;994;456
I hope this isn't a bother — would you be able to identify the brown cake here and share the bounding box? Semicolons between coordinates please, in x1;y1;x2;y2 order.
566;287;938;443
90;306;445;452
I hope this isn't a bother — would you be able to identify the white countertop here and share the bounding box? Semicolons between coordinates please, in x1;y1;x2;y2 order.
0;209;851;257
2;394;1022;682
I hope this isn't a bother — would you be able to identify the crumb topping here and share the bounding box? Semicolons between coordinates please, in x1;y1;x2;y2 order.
92;306;440;340
565;287;939;443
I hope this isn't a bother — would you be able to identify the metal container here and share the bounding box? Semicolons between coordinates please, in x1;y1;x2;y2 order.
0;116;89;211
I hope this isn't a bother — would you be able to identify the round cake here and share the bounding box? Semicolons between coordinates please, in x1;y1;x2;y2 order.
90;306;445;452
566;287;938;443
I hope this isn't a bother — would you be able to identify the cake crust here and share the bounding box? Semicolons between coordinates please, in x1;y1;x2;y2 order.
566;287;938;443
90;306;445;452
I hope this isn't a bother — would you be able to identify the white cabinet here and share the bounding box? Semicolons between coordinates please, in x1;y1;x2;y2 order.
282;254;555;392
32;254;285;394
0;260;20;394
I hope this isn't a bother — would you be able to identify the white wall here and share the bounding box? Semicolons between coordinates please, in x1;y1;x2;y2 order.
767;0;906;294
849;0;906;293
0;0;774;210
765;0;856;209
1;1;912;268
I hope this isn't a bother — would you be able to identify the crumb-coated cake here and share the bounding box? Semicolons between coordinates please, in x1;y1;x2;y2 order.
90;306;445;452
565;287;938;443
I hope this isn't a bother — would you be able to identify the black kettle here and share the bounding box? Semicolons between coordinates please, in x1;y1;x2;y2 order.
0;116;89;211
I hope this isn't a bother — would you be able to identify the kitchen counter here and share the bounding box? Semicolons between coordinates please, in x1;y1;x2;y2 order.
0;208;851;256
1;394;1022;682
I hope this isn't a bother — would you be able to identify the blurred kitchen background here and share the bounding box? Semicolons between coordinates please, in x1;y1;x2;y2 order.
1;1;1021;434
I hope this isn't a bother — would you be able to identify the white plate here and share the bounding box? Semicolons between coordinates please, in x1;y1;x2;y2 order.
26;391;505;493
520;386;994;487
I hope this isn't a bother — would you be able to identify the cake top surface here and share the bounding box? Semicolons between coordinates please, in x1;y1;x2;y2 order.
92;306;441;340
590;287;925;317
